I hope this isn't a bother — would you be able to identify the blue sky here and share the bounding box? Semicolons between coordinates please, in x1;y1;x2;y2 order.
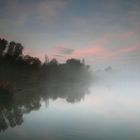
0;0;140;69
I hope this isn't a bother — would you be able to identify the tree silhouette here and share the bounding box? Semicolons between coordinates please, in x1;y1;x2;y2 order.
0;39;8;57
48;58;58;66
23;55;41;67
6;41;16;57
14;43;24;58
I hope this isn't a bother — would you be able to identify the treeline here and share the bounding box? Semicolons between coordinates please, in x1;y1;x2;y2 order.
0;38;92;92
0;38;89;69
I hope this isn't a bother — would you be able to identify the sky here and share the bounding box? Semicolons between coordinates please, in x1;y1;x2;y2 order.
0;0;140;70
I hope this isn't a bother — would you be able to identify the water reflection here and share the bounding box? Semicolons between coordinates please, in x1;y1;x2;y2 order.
0;68;92;132
0;96;23;132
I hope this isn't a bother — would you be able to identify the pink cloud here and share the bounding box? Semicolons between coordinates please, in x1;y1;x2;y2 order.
23;33;140;65
72;47;104;58
120;44;140;53
51;36;111;60
49;36;118;64
53;45;74;55
23;40;140;65
56;43;140;64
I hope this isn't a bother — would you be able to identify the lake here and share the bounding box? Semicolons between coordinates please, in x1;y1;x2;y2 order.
0;71;140;140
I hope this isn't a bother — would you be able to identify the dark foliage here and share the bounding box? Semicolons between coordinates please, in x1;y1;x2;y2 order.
0;38;93;132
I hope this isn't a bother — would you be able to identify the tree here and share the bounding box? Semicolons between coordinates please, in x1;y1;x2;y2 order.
0;39;8;57
66;58;82;67
6;41;16;57
32;57;41;67
23;55;41;67
49;58;58;66
14;43;24;58
44;55;49;65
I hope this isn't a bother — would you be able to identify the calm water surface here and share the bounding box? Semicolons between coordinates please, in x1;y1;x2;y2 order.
0;72;140;140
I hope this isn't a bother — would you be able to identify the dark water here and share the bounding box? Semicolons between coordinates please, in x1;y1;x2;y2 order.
0;72;140;140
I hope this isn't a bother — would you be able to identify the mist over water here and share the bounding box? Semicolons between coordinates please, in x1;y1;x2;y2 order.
0;64;139;140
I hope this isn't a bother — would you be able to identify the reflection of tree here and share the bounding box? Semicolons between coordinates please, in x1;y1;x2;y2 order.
0;89;42;132
0;65;92;132
0;96;23;132
0;38;93;132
